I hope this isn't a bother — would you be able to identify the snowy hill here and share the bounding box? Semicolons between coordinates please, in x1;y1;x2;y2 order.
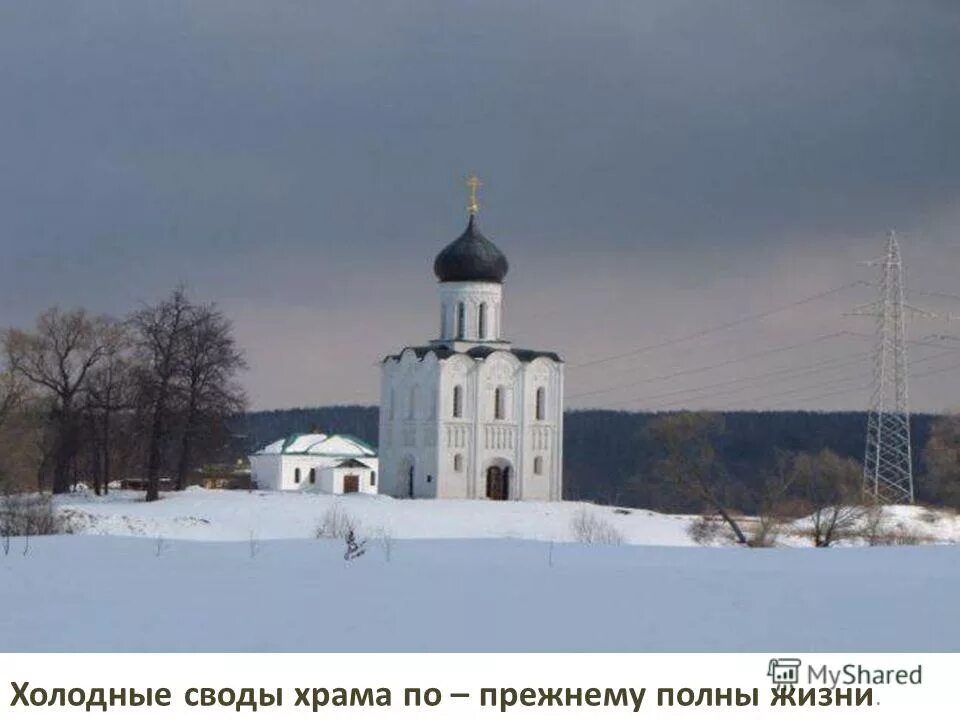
55;487;960;546
56;488;699;545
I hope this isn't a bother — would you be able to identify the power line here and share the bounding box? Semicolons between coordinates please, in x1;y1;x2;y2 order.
651;330;960;407
845;330;960;351
605;345;960;412
907;288;960;304
566;331;857;400
586;349;870;409
636;352;872;407
567;314;960;406
648;348;960;412
766;356;960;411
671;359;960;412
609;360;870;411
766;382;873;410
645;366;871;412
567;281;868;370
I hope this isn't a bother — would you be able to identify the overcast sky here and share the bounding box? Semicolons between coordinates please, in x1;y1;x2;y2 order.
1;1;959;412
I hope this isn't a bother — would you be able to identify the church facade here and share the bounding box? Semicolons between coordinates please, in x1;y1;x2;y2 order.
378;190;564;501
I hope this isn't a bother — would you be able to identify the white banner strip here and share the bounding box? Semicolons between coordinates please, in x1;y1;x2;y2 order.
1;653;955;718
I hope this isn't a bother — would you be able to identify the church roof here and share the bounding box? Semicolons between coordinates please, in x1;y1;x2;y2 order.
382;345;563;364
433;215;509;284
254;433;377;457
333;458;373;469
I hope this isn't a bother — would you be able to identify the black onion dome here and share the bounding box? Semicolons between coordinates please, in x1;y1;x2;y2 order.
433;215;509;283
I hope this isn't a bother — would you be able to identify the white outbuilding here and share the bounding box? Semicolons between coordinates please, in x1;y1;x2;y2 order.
249;433;379;494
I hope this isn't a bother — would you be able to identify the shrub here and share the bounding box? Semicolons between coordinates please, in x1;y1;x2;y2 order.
314;504;359;540
858;505;934;546
885;528;925;546
688;515;723;545
371;525;394;562
687;514;762;546
918;508;941;525
0;493;71;537
570;507;623;545
747;516;782;548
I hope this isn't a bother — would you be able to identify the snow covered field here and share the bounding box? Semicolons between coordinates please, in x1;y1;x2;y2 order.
1;535;957;652
0;489;956;652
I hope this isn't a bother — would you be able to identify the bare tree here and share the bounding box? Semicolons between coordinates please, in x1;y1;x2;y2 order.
650;412;750;545
0;385;41;493
173;303;247;490
787;449;864;547
3;309;121;493
82;331;136;495
130;288;193;502
0;365;23;432
746;452;800;547
0;361;29;492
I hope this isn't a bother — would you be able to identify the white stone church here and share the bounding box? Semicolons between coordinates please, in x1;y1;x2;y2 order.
378;191;564;500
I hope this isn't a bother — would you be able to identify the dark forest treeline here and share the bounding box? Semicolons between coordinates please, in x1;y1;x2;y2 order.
235;406;944;512
237;406;379;450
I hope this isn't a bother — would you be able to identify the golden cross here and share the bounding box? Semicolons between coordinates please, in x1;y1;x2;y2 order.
466;175;482;216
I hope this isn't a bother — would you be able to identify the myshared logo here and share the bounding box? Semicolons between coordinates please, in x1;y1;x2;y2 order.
768;658;923;689
808;663;922;688
766;658;923;709
767;658;802;686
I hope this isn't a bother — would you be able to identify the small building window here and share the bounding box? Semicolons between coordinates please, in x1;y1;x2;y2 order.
454;453;463;472
370;471;377;486
294;468;301;484
427;475;432;483
534;456;543;475
309;468;316;484
494;386;505;420
453;385;463;418
535;386;546;421
478;302;487;339
456;302;466;339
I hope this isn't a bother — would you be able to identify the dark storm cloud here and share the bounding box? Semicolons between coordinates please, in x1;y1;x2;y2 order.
1;1;958;410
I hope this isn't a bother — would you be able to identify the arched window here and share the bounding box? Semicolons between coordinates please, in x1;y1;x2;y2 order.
533;456;543;475
452;385;463;418
388;388;395;420
370;471;377;486
294;468;301;484
535;386;546;421
440;304;447;337
408;385;418;419
494;386;506;420
478;302;487;339
309;468;316;484
456;302;466;339
453;453;463;472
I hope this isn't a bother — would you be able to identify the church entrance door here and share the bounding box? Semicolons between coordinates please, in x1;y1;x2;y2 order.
486;466;510;501
343;475;359;494
400;456;415;498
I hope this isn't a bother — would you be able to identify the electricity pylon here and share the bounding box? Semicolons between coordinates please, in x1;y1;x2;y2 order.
861;231;914;504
